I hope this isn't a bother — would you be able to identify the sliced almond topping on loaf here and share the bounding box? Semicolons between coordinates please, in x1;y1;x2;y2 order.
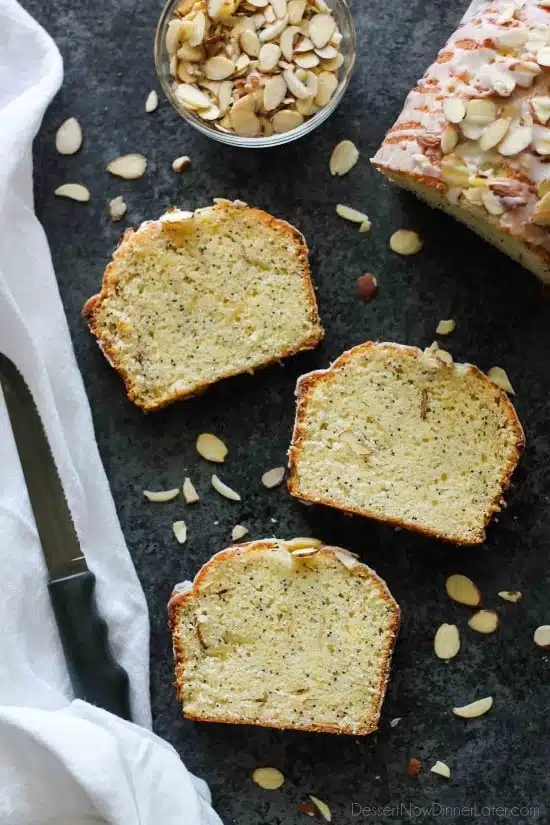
288;342;524;545
168;539;399;735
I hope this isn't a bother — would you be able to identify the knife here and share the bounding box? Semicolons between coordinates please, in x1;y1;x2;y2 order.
0;353;132;720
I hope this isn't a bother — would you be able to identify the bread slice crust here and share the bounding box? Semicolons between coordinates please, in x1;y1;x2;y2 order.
168;540;400;736
84;203;324;411
288;342;525;546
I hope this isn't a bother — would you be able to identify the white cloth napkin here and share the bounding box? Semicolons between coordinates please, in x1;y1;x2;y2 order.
0;3;221;824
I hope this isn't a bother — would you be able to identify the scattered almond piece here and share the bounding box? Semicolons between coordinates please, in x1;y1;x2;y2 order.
436;319;456;335
145;90;159;112
211;474;241;501
54;183;90;202
143;488;180;502
331;547;359;570
106;154;147;180
196;433;228;462
309;796;331;822
407;758;422;777
389;229;423;255
498;590;522;603
172;155;191;173
453;696;493;718
534;624;550;648
108;196;127;221
329;140;359;176
172;520;188;544
261;466;285;488
356;273;378;302
487;366;515;395
431;761;451;779
434;623;460;660
390;717;401;728
232;524;249;541
183;477;200;503
285;537;323;551
252;767;284;790
446;574;481;607
359;218;371;233
298;801;317;817
291;546;321;557
336;204;370;224
468;609;499;634
55;117;83;155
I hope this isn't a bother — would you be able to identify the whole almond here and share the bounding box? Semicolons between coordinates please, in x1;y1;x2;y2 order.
356;273;378;302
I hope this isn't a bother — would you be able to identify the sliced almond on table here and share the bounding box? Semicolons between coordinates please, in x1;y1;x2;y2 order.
108;195;127;221
252;767;285;790
55;183;90;202
308;13;335;48
443;97;466;123
498;590;522;603
211;474;241;501
336;203;369;224
389;229;422;255
329;139;359;176
143;488;180;502
309;796;331;822
261;466;286;488
272;109;304;132
446;574;481;606
487;366;515;394
534;625;550;648
315;44;338;59
232;524;249;541
468;609;499;634
431;761;451;779
434;623;460;660
106;154;147;179
172;520;188;544
172;155;191;172
453;696;493;718
196;433;228;462
436;319;456;335
183;477;200;503
145;90;159;112
188;11;206;46
294;52;320;69
55;117;83;155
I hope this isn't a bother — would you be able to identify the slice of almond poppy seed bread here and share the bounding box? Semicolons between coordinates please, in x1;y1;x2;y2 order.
84;202;324;410
288;342;524;545
168;539;399;735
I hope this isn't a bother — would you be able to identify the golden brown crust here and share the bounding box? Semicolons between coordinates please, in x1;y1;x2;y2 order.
168;540;400;736
287;342;525;546
83;204;324;411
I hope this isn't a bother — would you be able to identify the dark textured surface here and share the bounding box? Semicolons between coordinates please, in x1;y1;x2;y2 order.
23;0;550;822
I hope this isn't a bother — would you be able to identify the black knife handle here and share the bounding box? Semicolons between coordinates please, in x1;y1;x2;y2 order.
48;570;132;720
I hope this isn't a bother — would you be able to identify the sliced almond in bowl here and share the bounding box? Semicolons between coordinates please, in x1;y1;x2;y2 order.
106;154;147;180
434;623;460;660
468;609;499;634
445;574;481;607
453;696;493;718
196;433;228;462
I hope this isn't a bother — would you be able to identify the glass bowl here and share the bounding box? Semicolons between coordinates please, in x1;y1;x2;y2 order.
154;0;356;148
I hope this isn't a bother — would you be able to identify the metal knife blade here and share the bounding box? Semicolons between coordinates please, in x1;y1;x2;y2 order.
0;352;132;719
0;352;86;580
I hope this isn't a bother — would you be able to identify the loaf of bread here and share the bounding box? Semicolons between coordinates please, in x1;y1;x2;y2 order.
288;342;524;545
372;0;550;283
168;539;400;735
83;202;323;410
